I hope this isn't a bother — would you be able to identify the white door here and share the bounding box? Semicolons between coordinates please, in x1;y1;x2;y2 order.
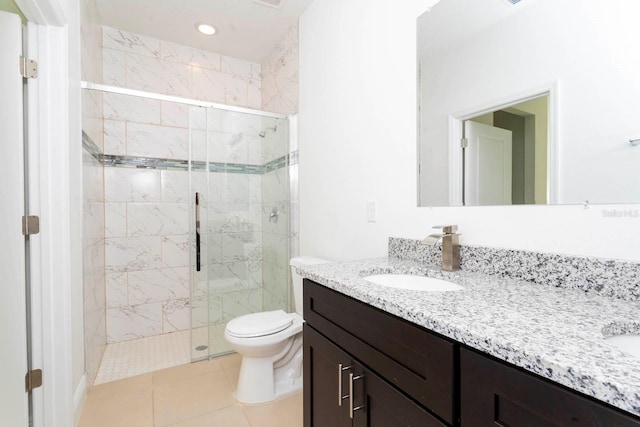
0;10;29;427
464;120;513;206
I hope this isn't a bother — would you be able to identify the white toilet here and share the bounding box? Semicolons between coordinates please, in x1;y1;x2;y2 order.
224;256;328;404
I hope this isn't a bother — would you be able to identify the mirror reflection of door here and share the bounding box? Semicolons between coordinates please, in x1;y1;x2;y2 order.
463;95;548;206
464;121;512;205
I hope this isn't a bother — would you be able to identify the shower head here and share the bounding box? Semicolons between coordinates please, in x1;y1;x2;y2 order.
258;125;278;138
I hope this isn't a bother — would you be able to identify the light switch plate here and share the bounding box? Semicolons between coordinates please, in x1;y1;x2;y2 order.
366;200;377;223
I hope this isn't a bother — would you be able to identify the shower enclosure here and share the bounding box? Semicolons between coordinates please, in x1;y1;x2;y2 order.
190;106;293;360
81;83;292;382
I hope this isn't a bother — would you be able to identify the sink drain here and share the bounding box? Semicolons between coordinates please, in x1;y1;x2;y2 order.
195;345;208;351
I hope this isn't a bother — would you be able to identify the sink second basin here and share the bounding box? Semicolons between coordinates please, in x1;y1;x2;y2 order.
605;335;640;358
363;274;464;292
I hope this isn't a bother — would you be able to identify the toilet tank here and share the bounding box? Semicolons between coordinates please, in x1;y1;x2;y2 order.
290;256;329;315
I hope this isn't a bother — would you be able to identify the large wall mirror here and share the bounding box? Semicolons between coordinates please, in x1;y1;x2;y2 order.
417;0;640;206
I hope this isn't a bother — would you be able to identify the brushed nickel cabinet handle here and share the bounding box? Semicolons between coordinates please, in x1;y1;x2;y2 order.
337;363;351;406
349;373;365;419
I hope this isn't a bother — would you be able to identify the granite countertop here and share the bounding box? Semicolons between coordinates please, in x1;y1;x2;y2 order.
297;257;640;417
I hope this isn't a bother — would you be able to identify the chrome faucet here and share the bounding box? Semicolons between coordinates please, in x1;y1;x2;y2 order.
423;225;461;272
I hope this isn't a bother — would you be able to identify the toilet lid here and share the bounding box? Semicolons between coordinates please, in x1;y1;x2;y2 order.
226;310;294;338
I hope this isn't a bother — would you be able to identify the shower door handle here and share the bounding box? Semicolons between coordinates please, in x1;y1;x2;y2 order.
195;192;201;272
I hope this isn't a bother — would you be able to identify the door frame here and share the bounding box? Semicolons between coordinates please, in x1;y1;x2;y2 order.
447;82;559;205
15;0;81;425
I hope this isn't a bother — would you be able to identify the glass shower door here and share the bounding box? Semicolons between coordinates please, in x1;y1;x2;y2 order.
203;107;291;358
189;105;210;361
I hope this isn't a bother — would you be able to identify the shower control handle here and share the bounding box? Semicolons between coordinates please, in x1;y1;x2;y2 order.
195;192;201;272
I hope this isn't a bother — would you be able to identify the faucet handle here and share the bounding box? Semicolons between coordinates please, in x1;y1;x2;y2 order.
433;224;458;234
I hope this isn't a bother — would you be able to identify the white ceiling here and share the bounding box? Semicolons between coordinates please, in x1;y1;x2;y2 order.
418;0;539;58
95;0;314;63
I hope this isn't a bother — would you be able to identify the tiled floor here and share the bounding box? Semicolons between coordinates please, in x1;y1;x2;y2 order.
95;328;227;384
80;353;303;427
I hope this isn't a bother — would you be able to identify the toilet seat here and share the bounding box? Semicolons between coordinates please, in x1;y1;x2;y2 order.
226;310;294;338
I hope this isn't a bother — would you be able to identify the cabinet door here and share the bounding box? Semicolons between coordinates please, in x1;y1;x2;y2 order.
461;348;640;426
352;366;447;427
304;279;455;423
304;325;352;427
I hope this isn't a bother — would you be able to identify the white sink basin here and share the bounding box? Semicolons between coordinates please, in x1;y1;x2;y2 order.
605;334;640;358
363;274;464;292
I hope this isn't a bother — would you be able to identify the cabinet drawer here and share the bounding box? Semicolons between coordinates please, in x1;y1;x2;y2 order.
460;347;640;426
304;279;456;425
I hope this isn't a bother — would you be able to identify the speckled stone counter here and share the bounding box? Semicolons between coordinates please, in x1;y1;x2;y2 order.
297;257;640;417
389;237;640;301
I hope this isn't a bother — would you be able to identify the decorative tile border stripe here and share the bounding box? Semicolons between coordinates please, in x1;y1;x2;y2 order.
103;154;193;171
83;130;298;175
263;154;289;173
289;150;298;166
210;162;263;174
388;237;640;301
82;131;103;163
103;155;280;174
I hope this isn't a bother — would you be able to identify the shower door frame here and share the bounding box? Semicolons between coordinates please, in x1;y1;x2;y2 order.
81;82;288;119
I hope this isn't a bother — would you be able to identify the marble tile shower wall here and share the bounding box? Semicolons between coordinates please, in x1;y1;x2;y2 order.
262;167;291;311
201;111;290;334
102;107;291;344
200;111;266;333
262;25;299;115
261;25;300;270
82;93;106;381
103;97;205;343
99;26;296;344
261;124;291;312
101;26;262;110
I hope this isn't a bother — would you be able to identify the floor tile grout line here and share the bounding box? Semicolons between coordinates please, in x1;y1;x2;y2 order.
81;356;302;427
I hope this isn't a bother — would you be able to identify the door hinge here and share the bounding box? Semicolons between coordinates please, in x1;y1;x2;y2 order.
22;215;40;236
20;56;38;79
460;137;469;149
25;369;42;392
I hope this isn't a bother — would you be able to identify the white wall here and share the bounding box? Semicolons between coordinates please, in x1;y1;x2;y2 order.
298;0;640;263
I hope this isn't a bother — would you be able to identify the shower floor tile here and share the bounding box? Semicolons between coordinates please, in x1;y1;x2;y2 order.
95;330;194;385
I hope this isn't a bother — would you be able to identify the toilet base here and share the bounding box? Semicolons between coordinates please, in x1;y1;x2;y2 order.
235;338;303;404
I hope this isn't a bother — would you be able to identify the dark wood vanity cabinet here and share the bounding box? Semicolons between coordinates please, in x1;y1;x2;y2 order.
303;325;352;427
304;325;444;427
460;348;640;426
303;279;454;427
303;279;640;427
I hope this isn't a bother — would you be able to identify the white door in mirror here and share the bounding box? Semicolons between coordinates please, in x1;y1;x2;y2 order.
363;274;464;292
465;121;513;206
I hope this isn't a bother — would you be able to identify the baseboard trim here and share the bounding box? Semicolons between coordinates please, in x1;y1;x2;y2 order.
73;374;87;426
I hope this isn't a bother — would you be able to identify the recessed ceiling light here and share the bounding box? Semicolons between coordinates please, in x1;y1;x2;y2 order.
196;23;217;36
